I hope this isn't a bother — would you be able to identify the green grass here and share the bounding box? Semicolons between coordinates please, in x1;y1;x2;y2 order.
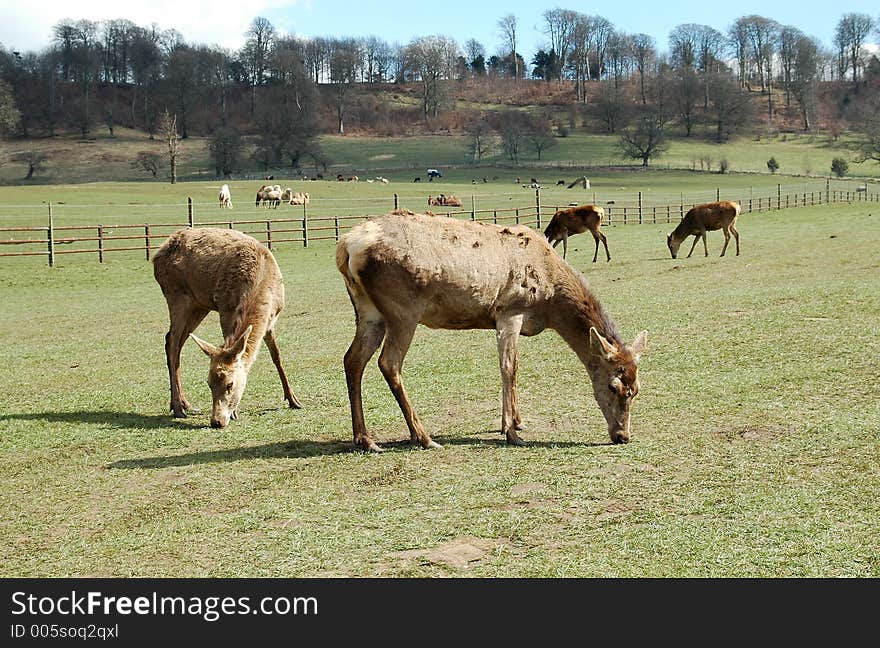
1;191;878;577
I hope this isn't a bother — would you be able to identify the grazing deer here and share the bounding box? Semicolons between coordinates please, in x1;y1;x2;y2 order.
152;227;303;428
336;211;647;452
667;200;741;258
544;205;611;262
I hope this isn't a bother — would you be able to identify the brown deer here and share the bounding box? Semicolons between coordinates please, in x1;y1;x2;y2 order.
667;200;741;258
543;204;610;262
336;211;647;452
152;227;303;428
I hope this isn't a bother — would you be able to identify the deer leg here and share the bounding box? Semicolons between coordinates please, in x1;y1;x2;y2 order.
720;227;731;257
562;230;569;259
344;314;387;453
497;314;526;446
731;224;740;256
263;328;303;409
378;318;440;449
164;300;208;417
592;232;600;263
600;231;611;261
701;231;709;257
686;234;700;258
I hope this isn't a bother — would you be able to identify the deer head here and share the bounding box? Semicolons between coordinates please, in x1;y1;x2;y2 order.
588;327;647;444
667;233;681;259
190;325;253;428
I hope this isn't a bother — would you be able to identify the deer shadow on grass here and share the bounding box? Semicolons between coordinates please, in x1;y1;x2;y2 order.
107;431;607;470
0;410;202;431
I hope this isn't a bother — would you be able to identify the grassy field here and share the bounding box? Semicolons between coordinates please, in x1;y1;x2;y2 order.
1;189;878;577
1;127;877;186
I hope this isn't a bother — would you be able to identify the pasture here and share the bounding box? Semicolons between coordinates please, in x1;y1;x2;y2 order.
0;184;878;576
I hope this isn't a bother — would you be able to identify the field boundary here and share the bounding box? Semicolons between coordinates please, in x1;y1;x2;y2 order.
0;185;876;266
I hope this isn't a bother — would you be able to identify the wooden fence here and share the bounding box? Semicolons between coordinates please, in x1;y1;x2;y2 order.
1;184;876;266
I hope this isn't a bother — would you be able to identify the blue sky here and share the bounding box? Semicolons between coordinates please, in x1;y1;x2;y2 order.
1;0;878;57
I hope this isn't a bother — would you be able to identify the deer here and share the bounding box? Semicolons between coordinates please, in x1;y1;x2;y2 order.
543;204;610;262
336;210;647;453
152;227;303;428
667;200;741;259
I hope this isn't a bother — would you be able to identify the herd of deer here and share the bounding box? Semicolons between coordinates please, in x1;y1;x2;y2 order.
153;200;741;451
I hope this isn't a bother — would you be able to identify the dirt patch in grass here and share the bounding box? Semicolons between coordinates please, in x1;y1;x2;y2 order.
388;536;516;570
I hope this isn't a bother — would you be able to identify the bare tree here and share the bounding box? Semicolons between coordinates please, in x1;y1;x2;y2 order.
131;151;161;177
15;151;48;179
618;109;668;166
404;36;459;121
497;14;520;80
789;35;821;131
158;109;180;184
466;118;497;162
631;34;656;104
542;8;578;81
834;13;875;82
330;38;360;134
242;17;276;116
0;79;21;135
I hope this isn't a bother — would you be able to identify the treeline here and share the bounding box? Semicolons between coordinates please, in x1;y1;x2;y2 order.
0;11;878;175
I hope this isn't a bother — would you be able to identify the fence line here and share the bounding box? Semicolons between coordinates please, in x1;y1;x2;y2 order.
1;184;876;266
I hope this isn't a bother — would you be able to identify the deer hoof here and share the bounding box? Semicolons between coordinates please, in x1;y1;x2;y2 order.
365;441;384;453
506;432;526;447
425;440;443;450
171;409;188;419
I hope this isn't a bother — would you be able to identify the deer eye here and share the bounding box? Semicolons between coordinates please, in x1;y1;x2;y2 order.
225;382;234;392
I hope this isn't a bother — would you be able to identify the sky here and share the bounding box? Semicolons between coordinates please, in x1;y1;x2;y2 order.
1;0;878;59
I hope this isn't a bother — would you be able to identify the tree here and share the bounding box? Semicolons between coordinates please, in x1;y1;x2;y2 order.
526;123;557;160
158;109;181;184
497;14;520;81
851;92;880;166
466;118;497;162
767;157;779;173
789;34;822;131
834;13;875;82
618;109;668;166
708;71;755;142
329;39;359;134
630;34;656;105
131;151;161;177
242;17;276;116
541;8;577;81
672;67;700;136
464;39;486;76
0;79;21;136
15;151;48;179
404;36;459;121
831;157;849;177
493;111;528;163
207;128;243;177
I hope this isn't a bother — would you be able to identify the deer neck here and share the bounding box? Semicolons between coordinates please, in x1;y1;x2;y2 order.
230;308;270;370
550;272;622;371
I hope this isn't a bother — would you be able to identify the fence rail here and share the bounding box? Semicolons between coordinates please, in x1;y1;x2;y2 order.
0;184;876;266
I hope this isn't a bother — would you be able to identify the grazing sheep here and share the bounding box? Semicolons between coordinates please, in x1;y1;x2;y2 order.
289;192;310;206
219;184;233;209
376;177;389;184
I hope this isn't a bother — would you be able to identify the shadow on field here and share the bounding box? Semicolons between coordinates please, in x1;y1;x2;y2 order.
106;433;606;469
108;439;352;469
0;410;200;430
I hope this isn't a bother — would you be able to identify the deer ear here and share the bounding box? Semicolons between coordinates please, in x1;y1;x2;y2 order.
589;327;617;361
630;330;648;359
189;333;219;357
228;325;253;360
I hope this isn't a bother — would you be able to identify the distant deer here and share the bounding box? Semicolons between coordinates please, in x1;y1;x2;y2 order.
543;204;610;262
152;228;303;428
667;200;741;258
336;211;647;452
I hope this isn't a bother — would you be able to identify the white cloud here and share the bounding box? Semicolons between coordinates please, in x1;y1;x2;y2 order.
0;0;301;53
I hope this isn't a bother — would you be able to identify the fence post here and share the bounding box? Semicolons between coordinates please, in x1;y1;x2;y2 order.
145;225;151;261
493;209;497;224
716;187;720;202
826;180;830;204
777;184;781;210
187;197;194;227
302;203;308;247
47;204;54;268
98;226;104;263
394;193;399;210
471;195;476;221
266;220;272;250
535;188;541;229
638;192;642;224
515;208;520;224
680;193;684;220
334;216;340;241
